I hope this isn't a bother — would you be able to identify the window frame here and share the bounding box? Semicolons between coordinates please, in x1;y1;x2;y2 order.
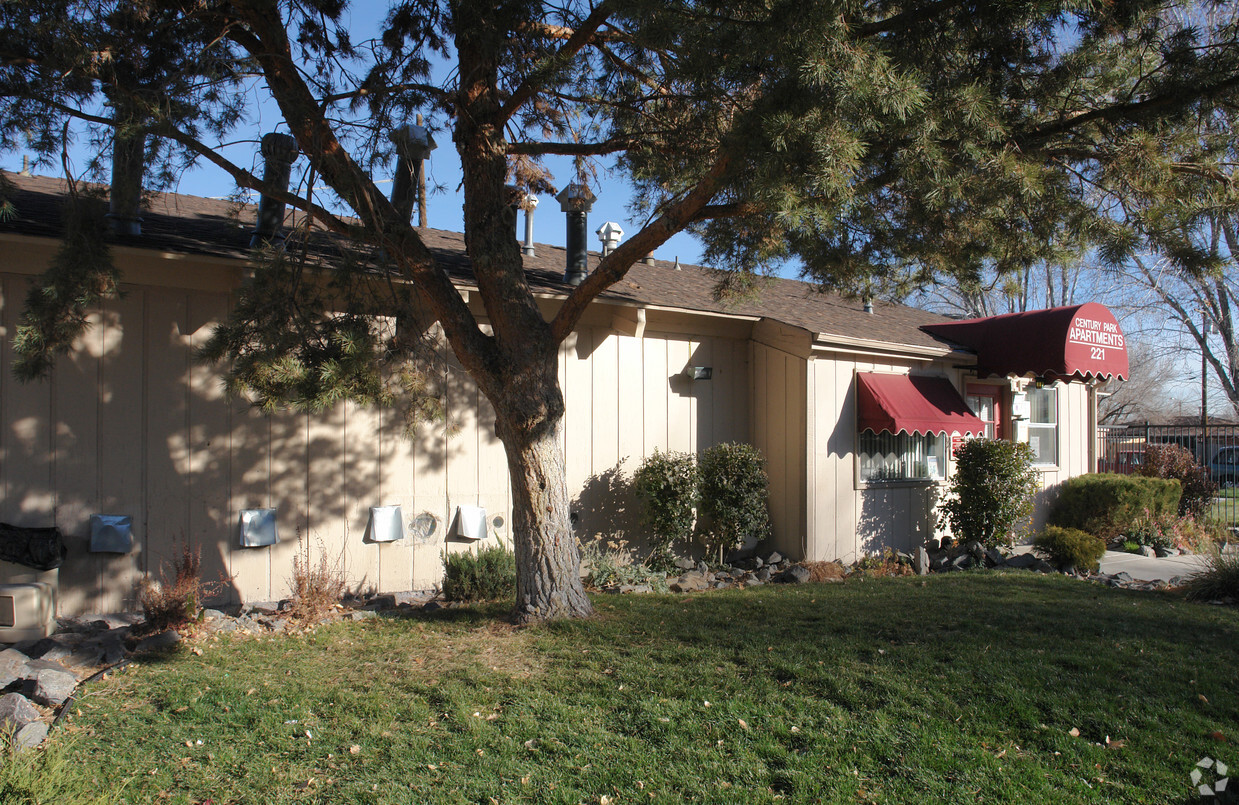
1024;385;1059;467
855;429;949;487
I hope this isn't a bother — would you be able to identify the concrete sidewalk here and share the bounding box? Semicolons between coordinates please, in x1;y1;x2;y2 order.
1097;550;1208;582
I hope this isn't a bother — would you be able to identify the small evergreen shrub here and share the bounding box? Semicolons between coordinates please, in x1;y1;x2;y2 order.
698;442;770;561
1124;508;1212;552
1048;473;1181;538
632;449;699;566
939;439;1039;548
1138;444;1216;519
1033;525;1106;572
442;544;516;602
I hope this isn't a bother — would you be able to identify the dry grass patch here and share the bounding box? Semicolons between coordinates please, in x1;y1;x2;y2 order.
802;560;846;582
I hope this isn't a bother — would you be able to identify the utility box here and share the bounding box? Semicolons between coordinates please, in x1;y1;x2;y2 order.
0;582;56;642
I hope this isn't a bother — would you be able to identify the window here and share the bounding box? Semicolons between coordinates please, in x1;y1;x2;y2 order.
965;385;1003;439
1026;386;1057;465
859;430;947;482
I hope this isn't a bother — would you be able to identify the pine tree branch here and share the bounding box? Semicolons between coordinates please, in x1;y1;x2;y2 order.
551;150;733;343
854;0;969;37
230;0;497;375
507;137;638;156
499;0;618;125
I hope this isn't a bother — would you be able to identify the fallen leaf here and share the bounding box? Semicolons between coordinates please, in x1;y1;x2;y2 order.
1199;694;1210;705
738;719;749;730
1069;728;1081;737
349;745;361;755
1210;731;1228;742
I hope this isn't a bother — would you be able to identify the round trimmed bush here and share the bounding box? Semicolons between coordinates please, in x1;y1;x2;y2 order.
1033;525;1106;572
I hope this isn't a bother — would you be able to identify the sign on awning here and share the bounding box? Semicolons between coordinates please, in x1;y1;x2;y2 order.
856;373;987;437
921;302;1128;382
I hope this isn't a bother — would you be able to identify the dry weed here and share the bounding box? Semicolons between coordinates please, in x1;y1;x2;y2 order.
802;560;846;582
139;544;220;635
285;547;347;626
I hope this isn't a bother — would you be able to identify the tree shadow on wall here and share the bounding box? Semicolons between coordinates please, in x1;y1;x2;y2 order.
856;484;942;558
570;459;643;548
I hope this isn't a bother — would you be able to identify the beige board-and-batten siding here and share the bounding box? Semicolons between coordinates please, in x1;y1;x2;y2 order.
0;246;754;614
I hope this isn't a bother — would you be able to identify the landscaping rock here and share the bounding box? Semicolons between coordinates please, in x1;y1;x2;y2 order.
0;648;30;688
136;630;182;653
1139;546;1156;558
964;541;986;563
364;594;397;611
913;546;930;576
246;601;281;616
774;566;811;584
766;551;784;566
349;610;378;621
0;693;40;731
674;557;696;571
985;547;1005;567
1001;553;1040;570
670;571;711;593
422;601;443;612
202;609;227;621
23;668;77;707
696;560;710;575
618;584;652;594
14;721;48;750
1155;546;1181;558
755;567;773;582
950;554;974;570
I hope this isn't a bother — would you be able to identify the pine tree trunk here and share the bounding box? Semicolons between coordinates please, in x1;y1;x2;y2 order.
495;399;594;623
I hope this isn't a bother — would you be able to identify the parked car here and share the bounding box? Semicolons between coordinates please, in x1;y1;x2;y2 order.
1098;440;1145;475
1209;446;1239;488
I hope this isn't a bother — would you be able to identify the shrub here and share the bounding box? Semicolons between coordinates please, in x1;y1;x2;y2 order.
938;439;1039;548
851;549;912;577
698;442;770;562
1139;444;1216;519
139;544;216;635
579;534;669;593
1124;508;1213;552
632;449;699;566
442;544;516;602
1048;473;1181;539
1033;525;1106;572
285;546;347;626
1180;546;1239;601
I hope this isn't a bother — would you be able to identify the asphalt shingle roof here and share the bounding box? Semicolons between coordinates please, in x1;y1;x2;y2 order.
0;171;958;352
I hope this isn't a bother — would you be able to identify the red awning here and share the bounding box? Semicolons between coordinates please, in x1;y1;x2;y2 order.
921;302;1128;382
856;373;987;437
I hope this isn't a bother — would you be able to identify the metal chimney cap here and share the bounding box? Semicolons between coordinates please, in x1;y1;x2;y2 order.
260;132;298;165
390;123;437;161
596;221;624;240
556;182;596;213
521;193;539;211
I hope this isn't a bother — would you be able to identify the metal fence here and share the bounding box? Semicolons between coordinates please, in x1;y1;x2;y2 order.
1098;423;1239;527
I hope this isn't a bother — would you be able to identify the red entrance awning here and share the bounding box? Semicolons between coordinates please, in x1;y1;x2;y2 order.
856;373;987;436
921;302;1128;382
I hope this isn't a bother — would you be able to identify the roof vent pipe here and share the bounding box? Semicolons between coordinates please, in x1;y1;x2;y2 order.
863;297;874;314
389;122;436;227
642;253;655;265
521;194;538;257
556;182;596;286
673;257;681;271
597;221;623;257
250;132;299;248
107;129;147;236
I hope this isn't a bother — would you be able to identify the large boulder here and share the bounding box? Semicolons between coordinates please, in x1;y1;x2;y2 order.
669;571;710;593
0;648;31;688
0;692;41;731
24;667;78;707
774;566;811;584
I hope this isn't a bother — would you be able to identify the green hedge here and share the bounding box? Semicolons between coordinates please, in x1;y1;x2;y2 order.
442;544;516;602
1033;525;1106;572
1047;473;1181;538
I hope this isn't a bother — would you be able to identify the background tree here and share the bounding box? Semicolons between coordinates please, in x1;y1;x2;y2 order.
4;0;1239;620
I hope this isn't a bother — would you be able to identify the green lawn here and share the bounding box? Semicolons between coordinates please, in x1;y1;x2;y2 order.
17;573;1239;804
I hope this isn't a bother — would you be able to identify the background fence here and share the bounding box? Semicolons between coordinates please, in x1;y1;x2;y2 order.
1098;423;1239;527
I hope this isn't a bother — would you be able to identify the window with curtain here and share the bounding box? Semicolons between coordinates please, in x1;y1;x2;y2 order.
858;431;946;482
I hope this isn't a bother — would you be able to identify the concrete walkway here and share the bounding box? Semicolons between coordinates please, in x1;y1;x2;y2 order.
1097;550;1208;582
